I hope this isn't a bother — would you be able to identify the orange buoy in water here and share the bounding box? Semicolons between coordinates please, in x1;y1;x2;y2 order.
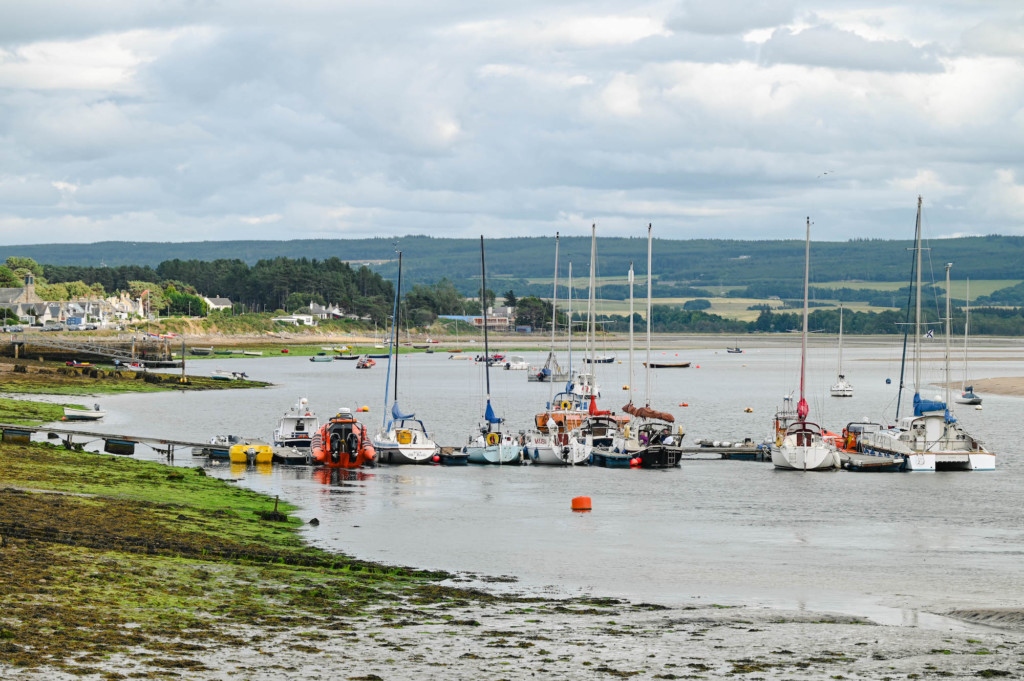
571;496;592;512
695;365;700;368
622;385;629;390
679;402;689;407
432;454;440;463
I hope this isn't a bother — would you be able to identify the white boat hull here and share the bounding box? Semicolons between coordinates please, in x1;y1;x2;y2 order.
523;432;590;465
771;442;840;470
464;438;522;464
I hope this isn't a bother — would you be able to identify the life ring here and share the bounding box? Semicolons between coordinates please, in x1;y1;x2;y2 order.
560;400;571;410
486;432;500;446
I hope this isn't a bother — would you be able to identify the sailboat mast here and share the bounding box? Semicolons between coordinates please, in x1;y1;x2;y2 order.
382;251;401;427
962;278;970;392
628;261;634;403
588;224;596;366
797;217;811;420
480;236;492;403
393;250;402;404
837;304;843;376
646;224;652;406
549;233;559;402
567;263;573;379
945;262;952;410
914;195;923;395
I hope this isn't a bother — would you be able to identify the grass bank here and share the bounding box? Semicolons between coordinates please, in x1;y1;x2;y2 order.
0;442;466;677
0;361;269;396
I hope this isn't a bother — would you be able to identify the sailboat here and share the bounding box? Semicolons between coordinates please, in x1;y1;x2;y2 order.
524;234;592;465
595;224;682;468
956;279;982;405
770;217;842;471
856;197;993;471
373;251;440;464
528;233;569;384
830;304;853;397
462;236;523;465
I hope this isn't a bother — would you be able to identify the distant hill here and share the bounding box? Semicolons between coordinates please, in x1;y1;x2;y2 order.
3;234;1021;294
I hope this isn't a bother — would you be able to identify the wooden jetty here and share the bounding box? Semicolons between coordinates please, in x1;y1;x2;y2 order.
1;422;216;460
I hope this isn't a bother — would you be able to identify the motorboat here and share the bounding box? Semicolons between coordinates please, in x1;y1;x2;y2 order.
310;409;377;468
62;404;105;421
210;368;248;380
502;355;529;370
273;397;320;449
228;439;274;465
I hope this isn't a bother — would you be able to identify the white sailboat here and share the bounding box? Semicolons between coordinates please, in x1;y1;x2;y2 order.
770;217;842;471
524;232;592;465
373;251;440;464
857;197;993;471
956;278;982;405
463;236;523;465
830;304;853;397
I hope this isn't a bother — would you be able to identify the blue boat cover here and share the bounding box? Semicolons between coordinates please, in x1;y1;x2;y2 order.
484;400;503;424
913;392;946;417
391;402;415;420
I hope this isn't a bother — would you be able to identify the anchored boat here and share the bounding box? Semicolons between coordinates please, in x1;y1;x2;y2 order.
310;409;377;468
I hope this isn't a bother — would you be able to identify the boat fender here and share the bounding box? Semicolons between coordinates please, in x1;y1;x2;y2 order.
486;432;500;446
623;425;630;438
560;400;570;410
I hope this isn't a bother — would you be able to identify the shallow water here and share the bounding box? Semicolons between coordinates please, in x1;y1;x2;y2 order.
51;339;1024;627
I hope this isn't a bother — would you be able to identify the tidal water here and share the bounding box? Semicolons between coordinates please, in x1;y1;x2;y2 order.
48;339;1024;628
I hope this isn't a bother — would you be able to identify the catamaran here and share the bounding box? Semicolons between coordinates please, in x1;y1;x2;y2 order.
855;197;993;471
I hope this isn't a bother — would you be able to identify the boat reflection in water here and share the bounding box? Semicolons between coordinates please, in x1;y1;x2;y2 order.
312;467;375;486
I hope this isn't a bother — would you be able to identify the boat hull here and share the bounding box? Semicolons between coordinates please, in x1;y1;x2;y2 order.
523;432;589;465
376;443;438;464
590;449;635;468
771;443;840;471
464;442;523;465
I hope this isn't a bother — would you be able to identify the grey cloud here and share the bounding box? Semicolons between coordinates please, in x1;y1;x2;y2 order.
760;24;945;72
668;0;796;35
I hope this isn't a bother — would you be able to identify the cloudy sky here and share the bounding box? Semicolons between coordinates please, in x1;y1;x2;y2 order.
1;0;1022;244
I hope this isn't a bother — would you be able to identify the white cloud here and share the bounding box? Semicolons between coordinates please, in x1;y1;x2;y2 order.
1;1;1024;245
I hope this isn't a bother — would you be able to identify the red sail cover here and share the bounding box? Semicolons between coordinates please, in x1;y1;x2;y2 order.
622;402;675;423
588;395;610;416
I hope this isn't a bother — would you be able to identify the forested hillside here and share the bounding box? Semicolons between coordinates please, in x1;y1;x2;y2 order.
5;234;1023;295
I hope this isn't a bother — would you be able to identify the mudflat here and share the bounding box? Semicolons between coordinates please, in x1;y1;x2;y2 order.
2;442;1022;680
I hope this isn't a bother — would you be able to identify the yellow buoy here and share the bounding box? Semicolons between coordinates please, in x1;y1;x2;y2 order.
744;407;753;413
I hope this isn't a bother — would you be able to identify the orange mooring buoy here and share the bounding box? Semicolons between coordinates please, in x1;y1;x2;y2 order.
571;496;592;512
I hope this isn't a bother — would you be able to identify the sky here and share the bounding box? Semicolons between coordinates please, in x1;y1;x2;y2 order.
1;0;1023;245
